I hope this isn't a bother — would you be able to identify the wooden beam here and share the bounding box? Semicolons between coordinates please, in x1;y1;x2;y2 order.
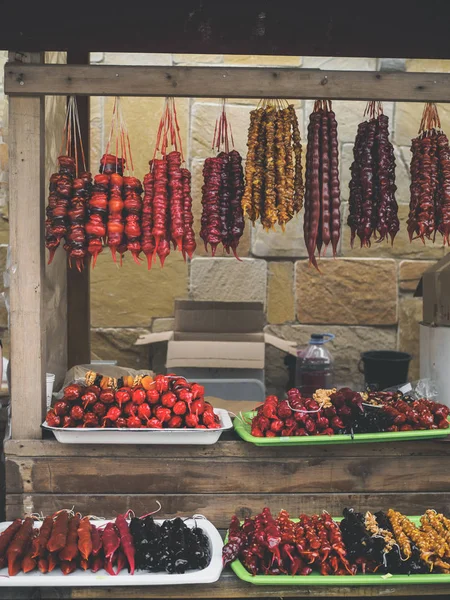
66;51;90;368
5;64;450;102
8;52;46;439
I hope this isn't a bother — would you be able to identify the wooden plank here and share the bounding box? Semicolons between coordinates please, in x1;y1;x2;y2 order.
66;50;90;368
5;64;450;102
8;52;46;440
6;438;450;458
2;570;445;599
6;492;450;527
6;455;450;494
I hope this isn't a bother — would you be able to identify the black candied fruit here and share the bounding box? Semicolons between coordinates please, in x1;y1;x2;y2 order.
130;516;211;574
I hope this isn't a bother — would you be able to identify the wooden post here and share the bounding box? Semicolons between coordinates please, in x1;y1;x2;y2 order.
9;52;46;439
66;50;90;368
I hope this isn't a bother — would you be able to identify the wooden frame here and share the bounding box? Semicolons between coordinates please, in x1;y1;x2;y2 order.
5;64;450;102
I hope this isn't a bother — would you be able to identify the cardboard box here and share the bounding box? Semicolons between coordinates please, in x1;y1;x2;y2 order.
135;300;296;369
420;323;450;408
416;255;450;326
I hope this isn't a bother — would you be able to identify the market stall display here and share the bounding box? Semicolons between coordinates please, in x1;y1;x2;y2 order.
43;373;232;444
223;506;450;584
0;513;223;586
234;387;450;445
347;101;399;248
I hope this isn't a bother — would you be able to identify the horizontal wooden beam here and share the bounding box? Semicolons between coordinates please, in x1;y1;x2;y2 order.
5;64;450;102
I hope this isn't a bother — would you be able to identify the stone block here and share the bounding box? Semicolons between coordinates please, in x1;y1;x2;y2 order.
340;143;353;199
302;57;377;71
295;258;398;325
91;327;150;370
265;323;397;395
190;257;267;305
394;102;450;147
0;218;8;245
267;262;295;324
379;58;406;72
91;251;188;328
223;55;300;66
406;59;450;73
90;52;104;63
152;318;174;333
173;54;223;64
341;203;445;259
102;96;190;177
399;260;436;292
191;159;251;258
251;214;308;258
103;53;172;66
190;102;252;159
398;297;422;380
304;101;393;145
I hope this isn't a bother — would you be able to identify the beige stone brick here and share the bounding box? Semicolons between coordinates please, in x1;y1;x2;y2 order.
190;102;252;158
295;258;398;325
406;59;450;72
399;260;436;292
304;101;394;145
395;146;412;204
251;214;308;258
91;327;151;369
0;218;9;245
223;55;300;66
398;296;422;380
103;53;172;66
302;57;377;71
341;204;445;259
102;96;189;177
91;251;188;328
394;102;450;147
190;257;267;305
151;318;174;333
267;262;294;324
265;323;397;393
190;158;250;258
173;54;223;65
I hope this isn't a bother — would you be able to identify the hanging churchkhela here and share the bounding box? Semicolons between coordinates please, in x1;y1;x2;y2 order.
200;100;245;258
347;101;399;249
407;102;450;245
242;100;304;230
142;97;196;268
89;98;142;267
304;100;341;268
45;97;92;271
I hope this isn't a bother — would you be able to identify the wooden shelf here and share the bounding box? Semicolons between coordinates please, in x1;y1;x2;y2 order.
1;570;450;599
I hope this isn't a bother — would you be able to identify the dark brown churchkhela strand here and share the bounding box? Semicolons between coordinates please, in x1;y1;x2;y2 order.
304;100;341;268
348;101;398;248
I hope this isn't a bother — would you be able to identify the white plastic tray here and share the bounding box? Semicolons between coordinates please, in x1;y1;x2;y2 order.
42;408;232;445
0;517;223;586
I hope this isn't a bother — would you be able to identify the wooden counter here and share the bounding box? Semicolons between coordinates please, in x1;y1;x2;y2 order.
1;570;450;599
4;433;450;526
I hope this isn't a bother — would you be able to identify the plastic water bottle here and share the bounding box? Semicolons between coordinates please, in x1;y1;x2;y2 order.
295;333;335;396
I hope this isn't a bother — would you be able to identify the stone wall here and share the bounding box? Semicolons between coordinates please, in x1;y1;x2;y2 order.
1;52;448;394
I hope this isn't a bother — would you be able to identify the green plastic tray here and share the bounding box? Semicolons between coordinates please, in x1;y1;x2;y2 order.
233;411;450;446
229;516;450;586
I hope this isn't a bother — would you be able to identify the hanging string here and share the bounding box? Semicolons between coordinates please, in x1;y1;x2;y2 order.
103;97;134;175
57;96;87;177
212;98;235;154
153;97;185;162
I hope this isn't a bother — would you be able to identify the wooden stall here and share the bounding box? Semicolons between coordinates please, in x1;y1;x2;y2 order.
3;56;450;597
3;2;450;596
